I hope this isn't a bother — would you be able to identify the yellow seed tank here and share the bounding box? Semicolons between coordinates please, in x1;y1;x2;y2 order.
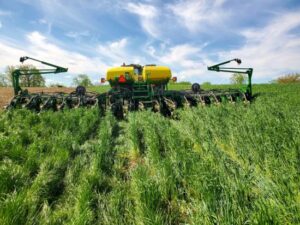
106;66;136;85
106;64;171;85
142;65;172;84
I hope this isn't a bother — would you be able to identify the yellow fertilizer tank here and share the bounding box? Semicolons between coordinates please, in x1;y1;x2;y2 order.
106;65;136;85
143;65;172;84
105;64;171;85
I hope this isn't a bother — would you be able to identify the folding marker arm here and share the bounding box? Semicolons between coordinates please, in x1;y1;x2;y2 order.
207;59;253;97
12;56;68;95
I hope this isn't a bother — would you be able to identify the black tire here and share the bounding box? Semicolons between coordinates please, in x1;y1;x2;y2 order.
76;86;86;96
192;83;201;93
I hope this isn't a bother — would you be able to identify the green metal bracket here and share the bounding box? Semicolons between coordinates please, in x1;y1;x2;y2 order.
12;56;68;95
207;59;253;97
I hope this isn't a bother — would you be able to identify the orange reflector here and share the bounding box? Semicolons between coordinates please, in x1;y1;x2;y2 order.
119;75;126;83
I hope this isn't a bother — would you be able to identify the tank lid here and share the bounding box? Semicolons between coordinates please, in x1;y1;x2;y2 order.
145;64;156;66
121;63;142;70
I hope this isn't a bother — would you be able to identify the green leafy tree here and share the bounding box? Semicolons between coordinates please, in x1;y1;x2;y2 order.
5;65;45;87
73;74;93;87
230;73;247;84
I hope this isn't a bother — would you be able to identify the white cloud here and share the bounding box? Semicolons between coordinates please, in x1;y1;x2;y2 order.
124;2;160;38
24;32;109;74
27;32;46;44
219;11;300;81
159;44;202;68
168;0;227;32
109;38;128;49
123;0;228;39
125;2;157;18
0;41;27;67
0;31;143;85
97;38;130;64
145;43;222;82
0;21;2;29
0;31;111;85
153;9;300;83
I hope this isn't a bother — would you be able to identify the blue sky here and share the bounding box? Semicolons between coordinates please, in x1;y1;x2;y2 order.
0;0;300;86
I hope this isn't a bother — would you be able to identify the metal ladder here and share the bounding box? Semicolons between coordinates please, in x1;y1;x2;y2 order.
132;82;153;106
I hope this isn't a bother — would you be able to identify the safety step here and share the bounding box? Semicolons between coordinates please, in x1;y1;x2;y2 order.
133;86;149;90
133;89;148;91
132;96;151;99
133;84;149;88
133;91;150;95
140;100;153;104
133;95;150;98
134;90;148;92
133;82;148;84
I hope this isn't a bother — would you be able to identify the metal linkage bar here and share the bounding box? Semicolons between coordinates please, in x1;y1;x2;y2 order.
207;59;253;98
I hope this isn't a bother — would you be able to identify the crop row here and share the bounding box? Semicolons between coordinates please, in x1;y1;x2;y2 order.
0;84;299;224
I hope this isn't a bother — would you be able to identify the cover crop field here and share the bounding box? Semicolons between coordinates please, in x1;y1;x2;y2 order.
0;84;299;225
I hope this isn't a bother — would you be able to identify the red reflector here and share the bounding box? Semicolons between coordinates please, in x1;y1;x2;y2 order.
119;75;126;83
